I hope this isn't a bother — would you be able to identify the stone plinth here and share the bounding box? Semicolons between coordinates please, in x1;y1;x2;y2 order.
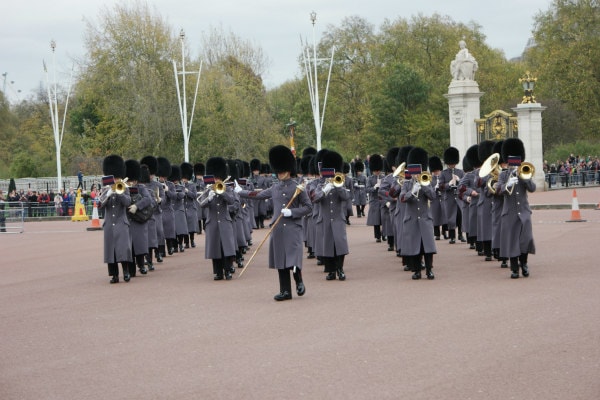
512;103;547;190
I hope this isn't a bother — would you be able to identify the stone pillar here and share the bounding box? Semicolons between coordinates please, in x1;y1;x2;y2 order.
512;103;547;190
444;80;484;167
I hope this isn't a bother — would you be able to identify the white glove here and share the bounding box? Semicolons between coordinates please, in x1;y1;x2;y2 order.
281;208;292;217
385;201;391;208
103;186;113;197
507;176;518;188
234;181;243;194
411;182;421;196
185;187;189;193
358;184;365;188
163;184;169;192
323;182;333;195
374;182;381;189
128;204;138;214
208;190;216;201
157;197;162;204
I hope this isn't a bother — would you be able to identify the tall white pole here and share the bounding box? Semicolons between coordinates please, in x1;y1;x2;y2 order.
174;30;201;163
311;12;321;151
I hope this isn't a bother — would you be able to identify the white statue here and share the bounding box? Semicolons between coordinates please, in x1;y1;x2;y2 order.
450;40;478;81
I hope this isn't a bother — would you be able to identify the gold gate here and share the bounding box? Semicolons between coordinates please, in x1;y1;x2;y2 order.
475;110;518;143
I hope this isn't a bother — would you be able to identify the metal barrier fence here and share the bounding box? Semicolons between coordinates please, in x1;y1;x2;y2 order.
0;201;102;221
0;202;25;233
546;172;600;189
0;176;104;194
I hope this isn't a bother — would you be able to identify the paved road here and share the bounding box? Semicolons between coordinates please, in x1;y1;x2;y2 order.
1;193;599;399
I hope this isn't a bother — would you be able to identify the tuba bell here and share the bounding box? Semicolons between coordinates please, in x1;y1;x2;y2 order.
393;162;406;185
479;153;501;194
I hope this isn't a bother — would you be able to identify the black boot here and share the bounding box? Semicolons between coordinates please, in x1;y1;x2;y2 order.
434;226;441;240
484;241;493;261
510;258;520;279
425;254;434;279
213;259;223;280
122;263;130;282
411;256;421;280
274;269;292;301
190;233;196;248
448;229;456;244
293;268;305;296
146;253;155;271
156;248;163;263
137;255;148;274
387;236;394;251
519;253;529;277
110;275;119;284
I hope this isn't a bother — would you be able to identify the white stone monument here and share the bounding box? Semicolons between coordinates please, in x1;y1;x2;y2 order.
444;41;483;167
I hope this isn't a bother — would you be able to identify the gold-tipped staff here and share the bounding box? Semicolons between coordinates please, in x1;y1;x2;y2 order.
238;184;305;278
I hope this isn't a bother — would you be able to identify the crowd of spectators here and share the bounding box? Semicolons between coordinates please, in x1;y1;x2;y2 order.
1;185;101;218
543;154;600;188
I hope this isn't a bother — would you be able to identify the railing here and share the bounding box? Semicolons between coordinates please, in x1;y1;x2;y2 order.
0;202;25;233
546;171;600;189
0;201;102;220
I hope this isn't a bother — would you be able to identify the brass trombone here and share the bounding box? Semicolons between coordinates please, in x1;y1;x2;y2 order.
506;161;535;195
113;178;129;194
415;171;432;186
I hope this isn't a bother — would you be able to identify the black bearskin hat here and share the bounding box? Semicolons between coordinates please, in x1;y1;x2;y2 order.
354;160;364;172
206;157;228;181
369;154;384;172
462;155;473;172
443;146;460;165
478;140;496;164
295;158;301;177
250;158;261;172
194;162;205;176
300;155;313;175
156;157;171;178
302;147;317;157
308;156;318;175
321;150;344;172
242;161;250;178
465;144;481;169
125;159;141;181
386;147;401;169
343;162;351;174
429;156;444;172
269;145;296;174
139;165;151;184
396;145;414;167
180;162;194;181
492;141;505;164
260;163;271;175
227;159;240;180
312;149;329;173
168;164;181;182
407;147;429;171
140;155;158;175
383;159;392;174
102;155;125;179
501;138;526;163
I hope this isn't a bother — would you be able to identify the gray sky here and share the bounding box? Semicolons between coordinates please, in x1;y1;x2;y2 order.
1;0;551;102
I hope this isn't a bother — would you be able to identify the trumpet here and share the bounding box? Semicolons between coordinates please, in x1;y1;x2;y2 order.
328;172;346;188
415;171;432;186
112;178;129;194
196;176;231;201
507;161;535;195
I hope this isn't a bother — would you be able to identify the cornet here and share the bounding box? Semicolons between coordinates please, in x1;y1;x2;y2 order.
479;153;502;194
328;172;346;188
392;162;406;185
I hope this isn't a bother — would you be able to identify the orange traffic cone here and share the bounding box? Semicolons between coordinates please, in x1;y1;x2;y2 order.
86;200;103;231
566;189;586;222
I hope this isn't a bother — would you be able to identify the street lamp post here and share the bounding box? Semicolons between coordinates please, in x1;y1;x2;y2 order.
519;71;537;104
173;29;202;162
44;40;74;192
301;11;335;151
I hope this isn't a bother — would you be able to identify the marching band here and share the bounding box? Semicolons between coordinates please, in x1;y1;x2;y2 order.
99;137;536;296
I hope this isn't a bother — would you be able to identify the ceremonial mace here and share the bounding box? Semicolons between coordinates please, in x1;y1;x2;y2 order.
238;184;305;278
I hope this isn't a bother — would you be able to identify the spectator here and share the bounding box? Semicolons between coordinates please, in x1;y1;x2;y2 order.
54;191;63;216
38;190;50;216
0;190;6;232
77;170;84;190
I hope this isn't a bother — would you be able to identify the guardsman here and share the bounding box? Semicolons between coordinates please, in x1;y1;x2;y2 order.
476;140;496;261
125;160;154;277
399;148;436;280
366;153;384;243
99;155;132;284
181;162;199;249
392;146;413;268
198;157;238;281
312;151;351;281
490;141;508;268
380;147;400;252
157;157;176;256
194;162;206;235
169;165;187;253
429;155;446;240
438;147;464;244
460;145;481;252
140;156;163;269
236;145;312;300
352;160;367;218
498;138;536;279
